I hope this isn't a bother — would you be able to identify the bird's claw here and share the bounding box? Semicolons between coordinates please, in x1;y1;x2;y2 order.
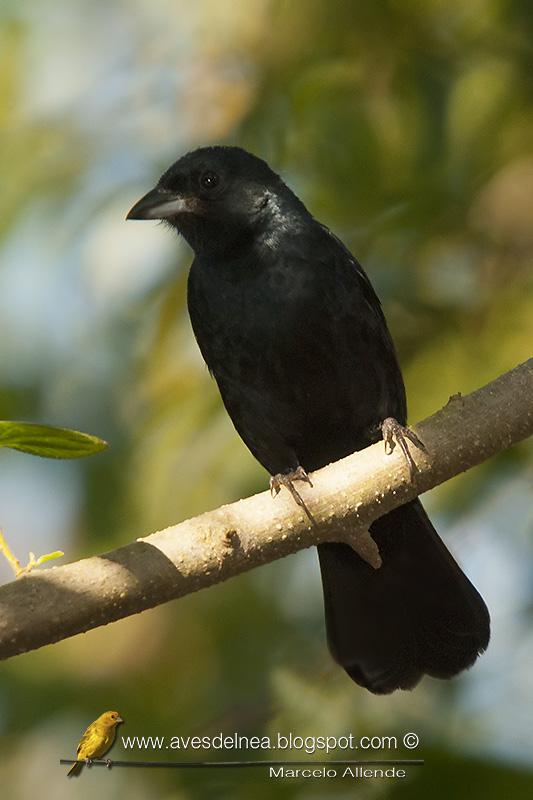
105;758;112;769
270;466;315;524
270;466;313;500
381;417;427;480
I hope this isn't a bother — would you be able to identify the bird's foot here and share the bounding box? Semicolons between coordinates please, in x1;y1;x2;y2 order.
380;417;427;480
85;758;93;768
270;467;315;525
105;758;112;769
270;466;312;501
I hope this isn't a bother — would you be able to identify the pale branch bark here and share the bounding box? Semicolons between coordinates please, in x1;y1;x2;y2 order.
0;359;531;661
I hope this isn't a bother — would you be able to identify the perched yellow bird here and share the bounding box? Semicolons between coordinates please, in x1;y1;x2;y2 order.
67;710;123;777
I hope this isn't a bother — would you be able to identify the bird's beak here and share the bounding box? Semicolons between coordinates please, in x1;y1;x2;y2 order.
116;716;124;724
126;187;195;221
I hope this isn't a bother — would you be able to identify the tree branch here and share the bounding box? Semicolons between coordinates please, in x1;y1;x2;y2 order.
0;359;531;661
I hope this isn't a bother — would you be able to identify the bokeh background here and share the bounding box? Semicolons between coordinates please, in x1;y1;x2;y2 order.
1;0;532;797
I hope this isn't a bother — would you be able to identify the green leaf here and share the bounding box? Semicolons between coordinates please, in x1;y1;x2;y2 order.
34;550;64;567
0;421;108;459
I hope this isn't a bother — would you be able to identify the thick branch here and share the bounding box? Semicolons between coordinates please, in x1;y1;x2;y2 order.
0;359;531;660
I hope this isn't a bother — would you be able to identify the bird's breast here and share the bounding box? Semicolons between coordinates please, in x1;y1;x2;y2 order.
188;257;321;375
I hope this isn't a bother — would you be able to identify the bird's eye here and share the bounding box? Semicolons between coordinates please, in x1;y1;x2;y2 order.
199;170;220;190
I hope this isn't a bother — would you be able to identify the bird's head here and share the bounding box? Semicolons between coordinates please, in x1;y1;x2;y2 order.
127;146;309;256
99;710;123;727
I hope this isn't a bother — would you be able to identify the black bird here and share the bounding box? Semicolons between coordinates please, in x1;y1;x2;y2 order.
127;146;490;693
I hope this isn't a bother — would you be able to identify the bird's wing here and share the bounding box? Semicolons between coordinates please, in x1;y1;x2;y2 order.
76;724;97;758
320;224;408;424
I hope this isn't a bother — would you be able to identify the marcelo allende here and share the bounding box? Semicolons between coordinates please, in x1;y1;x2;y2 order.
270;766;407;779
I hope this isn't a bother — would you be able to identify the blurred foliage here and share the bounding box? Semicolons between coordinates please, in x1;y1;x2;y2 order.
0;0;532;798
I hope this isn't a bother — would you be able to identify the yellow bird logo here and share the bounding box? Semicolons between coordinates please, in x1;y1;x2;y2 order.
68;710;123;777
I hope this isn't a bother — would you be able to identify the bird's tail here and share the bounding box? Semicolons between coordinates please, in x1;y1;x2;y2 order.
317;498;490;693
67;761;83;777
